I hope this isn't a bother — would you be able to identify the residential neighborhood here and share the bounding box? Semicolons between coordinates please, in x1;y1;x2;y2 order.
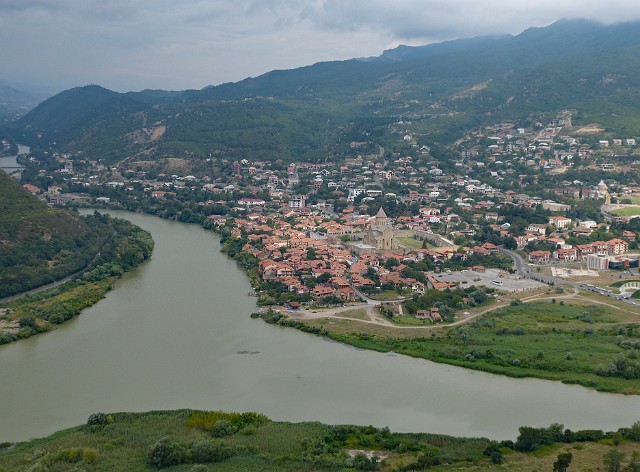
7;109;640;321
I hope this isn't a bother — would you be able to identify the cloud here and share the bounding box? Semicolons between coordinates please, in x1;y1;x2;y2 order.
2;0;640;92
301;0;640;41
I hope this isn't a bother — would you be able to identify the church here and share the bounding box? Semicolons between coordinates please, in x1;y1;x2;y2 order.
596;180;611;205
362;207;398;250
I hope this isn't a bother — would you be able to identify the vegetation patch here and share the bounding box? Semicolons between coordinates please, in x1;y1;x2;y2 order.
3;410;640;471
611;279;640;287
611;207;640;217
277;301;640;394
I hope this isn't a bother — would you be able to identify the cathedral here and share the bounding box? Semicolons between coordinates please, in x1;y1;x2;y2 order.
596;180;611;205
362;207;398;250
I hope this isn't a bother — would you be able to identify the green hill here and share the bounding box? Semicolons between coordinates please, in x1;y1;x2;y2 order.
1;410;640;471
0;171;111;298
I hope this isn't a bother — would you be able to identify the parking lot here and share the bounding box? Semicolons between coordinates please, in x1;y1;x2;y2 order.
433;268;547;292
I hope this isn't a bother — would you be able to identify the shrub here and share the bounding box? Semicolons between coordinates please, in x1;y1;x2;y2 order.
82;448;99;464
87;412;114;426
348;452;379;471
212;420;236;438
147;437;188;468
41;447;99;466
19;316;37;328
189;440;233;463
186;411;268;433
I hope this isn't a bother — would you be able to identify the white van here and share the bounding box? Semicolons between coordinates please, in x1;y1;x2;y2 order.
492;280;503;286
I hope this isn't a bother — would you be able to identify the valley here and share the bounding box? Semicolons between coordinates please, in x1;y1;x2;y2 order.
3;16;640;470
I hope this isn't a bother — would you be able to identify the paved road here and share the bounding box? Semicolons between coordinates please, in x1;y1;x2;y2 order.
500;248;561;286
0;232;113;304
500;247;640;307
0;269;85;304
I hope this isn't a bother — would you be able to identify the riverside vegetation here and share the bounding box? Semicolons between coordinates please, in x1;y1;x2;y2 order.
257;297;640;395
2;410;640;471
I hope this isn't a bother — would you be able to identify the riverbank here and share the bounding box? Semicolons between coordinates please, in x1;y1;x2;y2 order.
5;209;640;444
2;409;640;471
64;205;640;395
254;290;640;394
0;214;153;345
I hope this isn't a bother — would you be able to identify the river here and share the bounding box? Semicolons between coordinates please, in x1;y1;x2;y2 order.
1;210;639;443
0;144;29;171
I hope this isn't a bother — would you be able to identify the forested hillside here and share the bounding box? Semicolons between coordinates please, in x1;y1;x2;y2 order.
0;171;115;297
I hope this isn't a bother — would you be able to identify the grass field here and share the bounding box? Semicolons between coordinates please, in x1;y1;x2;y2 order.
2;410;640;471
622;196;640;205
397;237;426;249
367;290;407;300
296;299;640;394
611;207;640;217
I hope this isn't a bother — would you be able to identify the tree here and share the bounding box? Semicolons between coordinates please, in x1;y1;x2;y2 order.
603;449;626;472
553;452;573;472
306;247;317;260
626;450;640;472
504;236;517;250
18;316;37;329
515;426;552;452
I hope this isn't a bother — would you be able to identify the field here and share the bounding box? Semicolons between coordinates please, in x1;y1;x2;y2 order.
621;196;640;205
296;297;640;394
611;207;640;217
397;237;429;249
2;410;640;471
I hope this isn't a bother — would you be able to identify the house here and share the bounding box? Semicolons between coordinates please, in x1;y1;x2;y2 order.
311;285;335;298
22;183;41;194
336;287;357;302
238;198;266;207
528;250;551;263
481;242;499;254
288;195;306;209
572;226;594;237
526;224;548;235
151;190;176;198
548;216;572;229
412;282;426;295
606;238;628;255
415;308;443;322
553;248;577;261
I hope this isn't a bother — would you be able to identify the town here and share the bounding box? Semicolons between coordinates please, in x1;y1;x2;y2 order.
6;109;640;325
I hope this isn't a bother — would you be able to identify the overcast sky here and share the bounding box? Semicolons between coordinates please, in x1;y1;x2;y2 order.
2;0;640;93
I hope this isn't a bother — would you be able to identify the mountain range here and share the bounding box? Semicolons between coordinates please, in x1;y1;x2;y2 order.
4;18;640;164
0;81;51;124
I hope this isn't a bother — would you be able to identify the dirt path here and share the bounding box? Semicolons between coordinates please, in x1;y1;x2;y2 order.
287;290;639;332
